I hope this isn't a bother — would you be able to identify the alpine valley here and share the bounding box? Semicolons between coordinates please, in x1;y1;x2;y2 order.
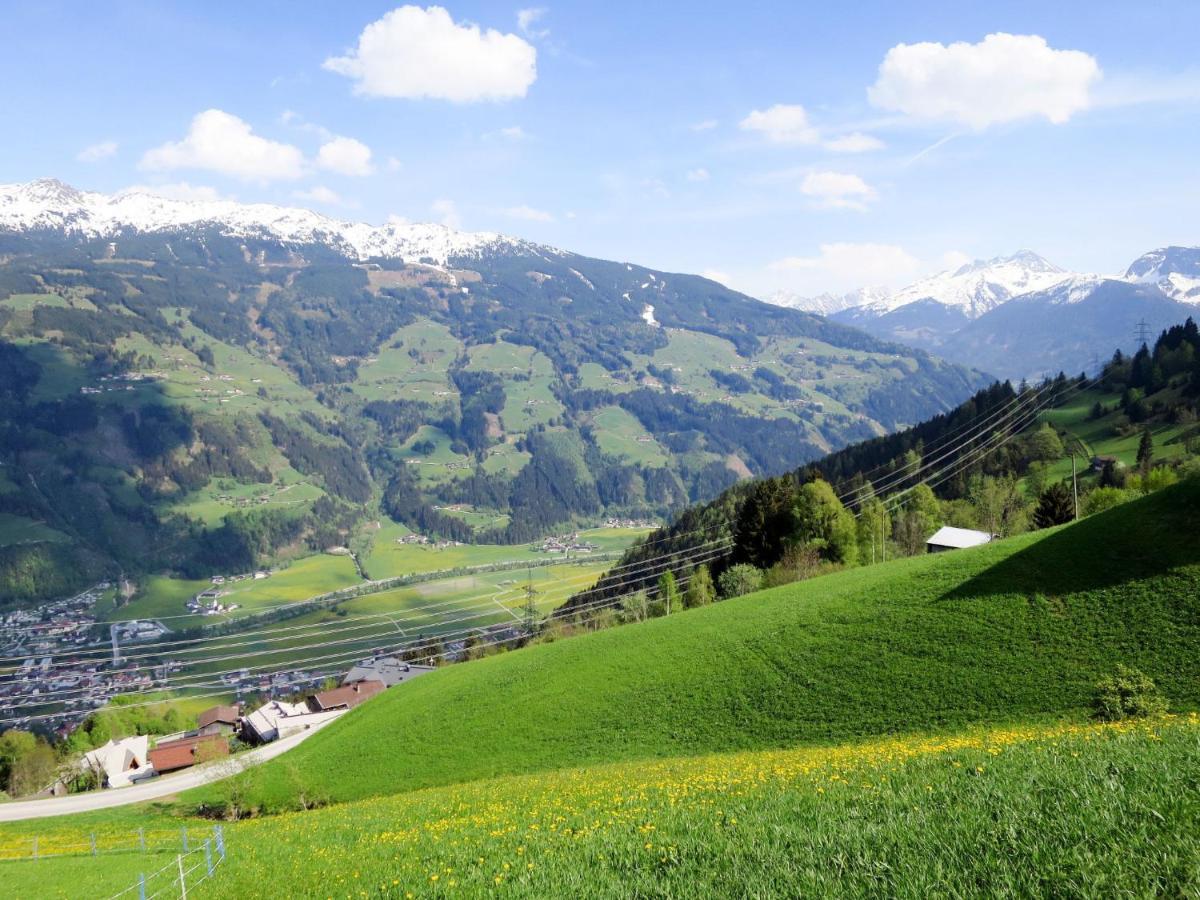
0;179;984;604
770;248;1200;380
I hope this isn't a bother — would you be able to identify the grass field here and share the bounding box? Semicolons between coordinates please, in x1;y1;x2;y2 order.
6;716;1198;898
0;512;71;547
108;553;362;625
201;479;1200;811
1040;385;1192;483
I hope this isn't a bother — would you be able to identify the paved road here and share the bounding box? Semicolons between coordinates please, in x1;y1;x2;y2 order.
0;717;338;822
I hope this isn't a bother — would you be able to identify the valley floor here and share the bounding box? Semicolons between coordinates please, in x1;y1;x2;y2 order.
3;714;1198;897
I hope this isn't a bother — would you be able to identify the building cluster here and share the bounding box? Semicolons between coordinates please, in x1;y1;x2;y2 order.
395;533;464;549
75;658;435;790
534;533;599;554
603;517;659;529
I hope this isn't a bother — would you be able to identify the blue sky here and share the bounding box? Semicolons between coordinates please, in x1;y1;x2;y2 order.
3;1;1199;297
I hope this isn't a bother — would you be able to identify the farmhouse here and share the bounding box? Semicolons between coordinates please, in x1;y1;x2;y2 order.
146;735;229;775
80;736;153;789
241;699;345;744
926;526;993;553
196;704;240;737
342;657;435;688
308;679;387;712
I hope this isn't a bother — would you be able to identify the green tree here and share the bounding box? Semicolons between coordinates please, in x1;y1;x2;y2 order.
683;565;716;608
732;476;798;570
0;730;37;794
718;564;762;599
855;497;890;565
1033;482;1075;529
8;740;58;798
657;571;681;615
1137;428;1154;475
1027;424;1065;461
793;479;858;565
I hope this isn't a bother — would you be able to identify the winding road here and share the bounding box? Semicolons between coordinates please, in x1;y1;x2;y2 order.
0;717;337;822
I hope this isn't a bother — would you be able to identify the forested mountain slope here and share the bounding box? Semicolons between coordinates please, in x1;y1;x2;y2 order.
0;182;985;603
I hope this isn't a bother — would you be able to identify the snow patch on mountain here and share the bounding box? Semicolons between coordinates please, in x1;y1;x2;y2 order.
768;286;890;316
0;178;552;266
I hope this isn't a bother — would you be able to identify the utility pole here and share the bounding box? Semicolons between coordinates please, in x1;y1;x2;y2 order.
522;566;539;636
1135;319;1151;349
1070;450;1079;521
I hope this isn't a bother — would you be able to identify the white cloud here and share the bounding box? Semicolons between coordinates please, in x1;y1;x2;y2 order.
294;185;347;206
640;178;670;199
77;140;118;163
141;109;305;181
119;182;229;202
517;7;549;39
500;204;554;222
324;6;537;102
823;132;885;153
431;198;461;228
690;119;718;132
800;171;877;210
317;136;374;176
387;213;411;226
868;33;1101;129
386;156;403;172
483;125;528;142
686;167;710;182
768;242;922;294
701;269;731;286
739;104;819;144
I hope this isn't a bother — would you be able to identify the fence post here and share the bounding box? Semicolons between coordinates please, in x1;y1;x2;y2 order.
214;825;225;861
177;853;187;900
138;873;146;900
204;839;213;876
90;832;97;856
138;826;145;852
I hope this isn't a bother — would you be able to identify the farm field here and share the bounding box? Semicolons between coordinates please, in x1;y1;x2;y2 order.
362;523;650;581
0;512;71;547
106;553;362;626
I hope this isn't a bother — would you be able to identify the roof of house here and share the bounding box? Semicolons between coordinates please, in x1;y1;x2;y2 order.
82;736;149;780
148;743;197;772
197;704;239;729
148;735;226;772
309;678;386;711
926;526;993;549
342;657;436;688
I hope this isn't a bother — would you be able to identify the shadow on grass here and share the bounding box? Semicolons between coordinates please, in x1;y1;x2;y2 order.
942;478;1200;601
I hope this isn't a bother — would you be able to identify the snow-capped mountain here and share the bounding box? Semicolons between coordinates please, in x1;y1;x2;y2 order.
1125;246;1200;304
768;286;889;317
871;250;1075;318
770;246;1200;380
0;178;549;266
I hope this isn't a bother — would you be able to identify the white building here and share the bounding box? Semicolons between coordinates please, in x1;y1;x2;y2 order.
926;526;993;553
241;699;344;744
80;736;154;788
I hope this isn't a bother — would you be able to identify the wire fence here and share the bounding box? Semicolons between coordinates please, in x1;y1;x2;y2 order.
0;824;217;862
107;825;226;900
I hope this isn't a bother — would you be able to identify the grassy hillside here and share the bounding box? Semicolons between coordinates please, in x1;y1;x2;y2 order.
7;716;1198;898
199;478;1200;812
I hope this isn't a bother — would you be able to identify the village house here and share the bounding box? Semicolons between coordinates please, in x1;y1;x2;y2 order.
81;735;153;788
240;699;345;744
307;679;387;712
196;704;240;737
342;657;435;688
146;734;229;775
926;526;993;553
